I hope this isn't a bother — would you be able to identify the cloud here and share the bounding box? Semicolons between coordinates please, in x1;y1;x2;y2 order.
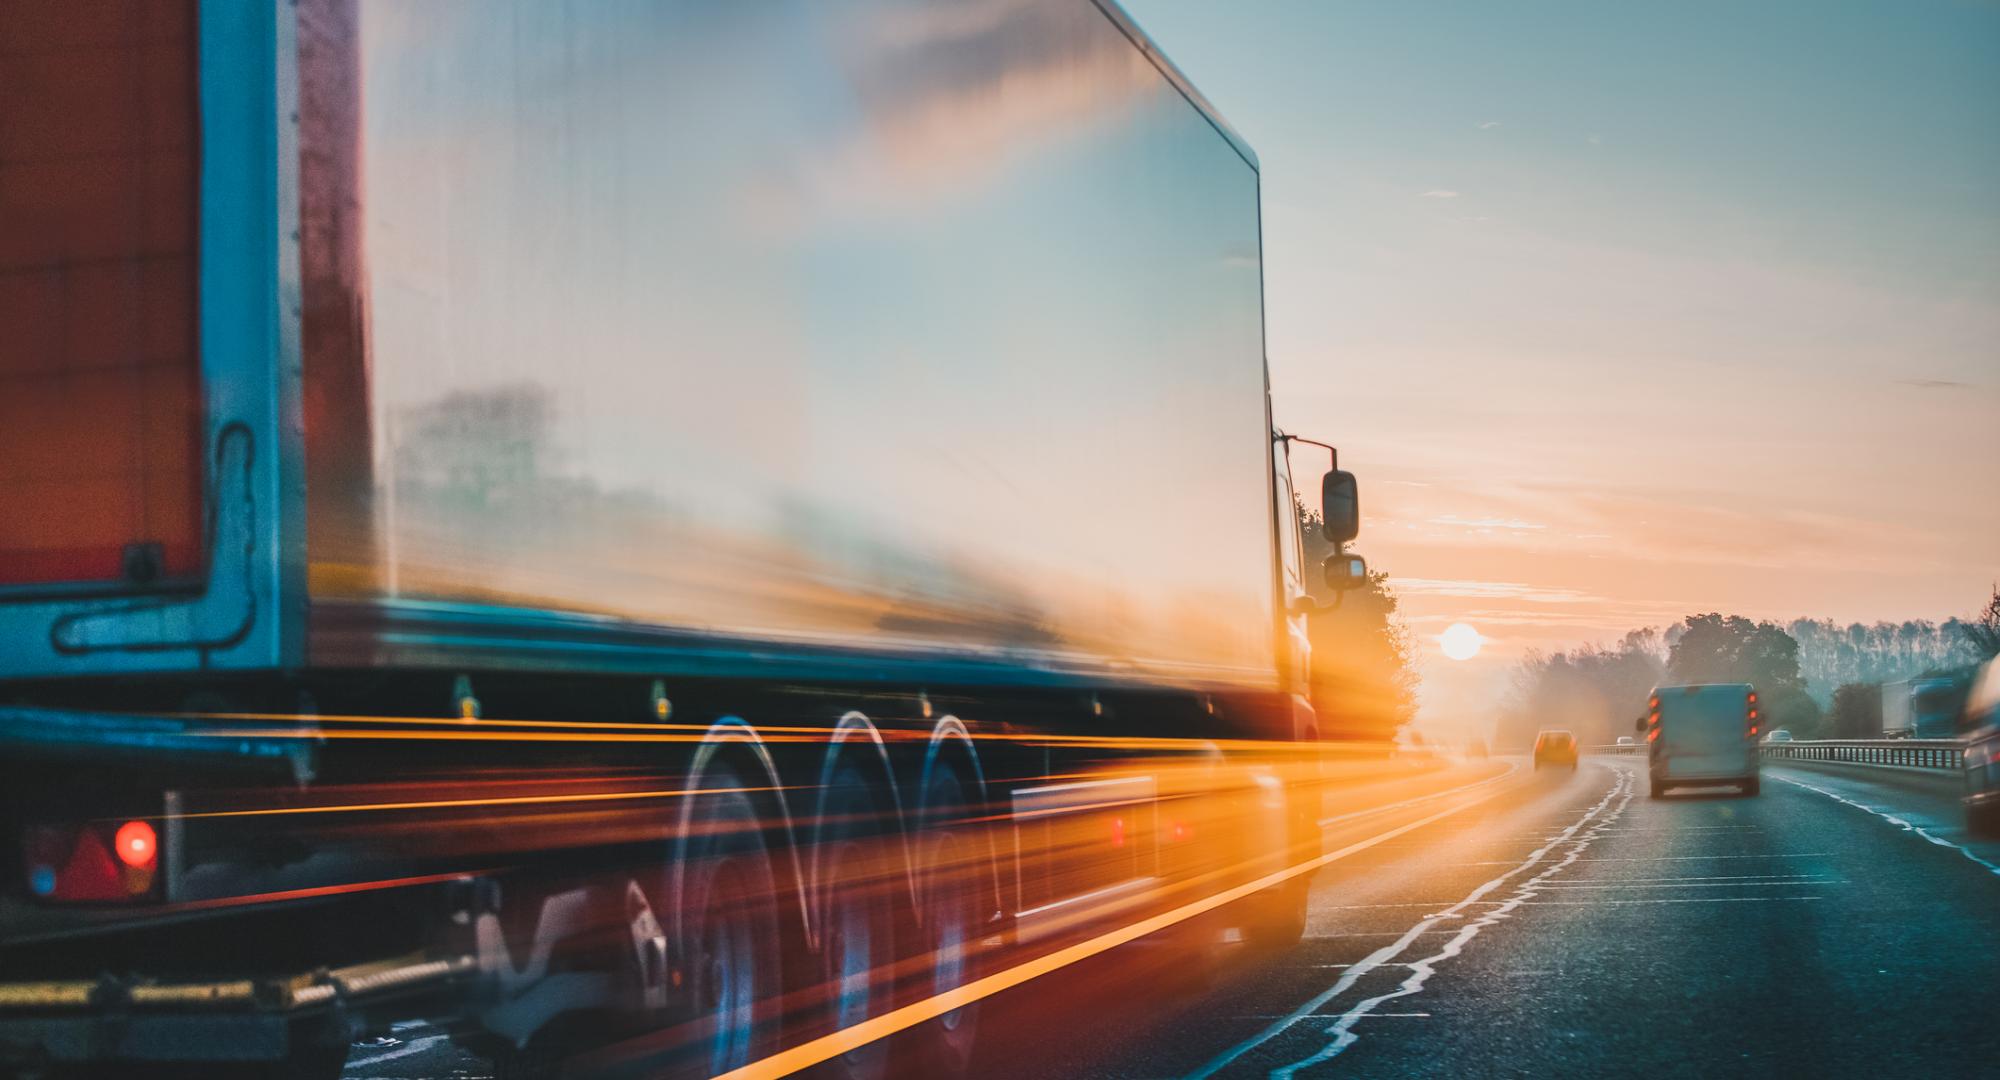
1395;578;1596;603
1586;134;1602;145
1427;513;1545;531
1897;378;1972;390
1477;121;1501;130
1418;189;1461;199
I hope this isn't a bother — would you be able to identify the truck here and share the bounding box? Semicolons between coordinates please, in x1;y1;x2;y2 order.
0;1;1367;1076
1640;684;1762;798
1882;678;1962;739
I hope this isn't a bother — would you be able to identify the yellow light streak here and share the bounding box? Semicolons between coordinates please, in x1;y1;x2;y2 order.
712;773;1516;1080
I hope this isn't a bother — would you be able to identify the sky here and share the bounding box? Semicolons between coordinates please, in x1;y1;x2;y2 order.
1122;0;2000;730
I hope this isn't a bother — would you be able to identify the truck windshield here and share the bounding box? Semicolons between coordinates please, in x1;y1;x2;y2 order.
1273;443;1302;594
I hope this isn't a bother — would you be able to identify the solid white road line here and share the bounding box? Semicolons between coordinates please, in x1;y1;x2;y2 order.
1772;774;2000;877
709;757;1525;1080
1190;766;1635;1080
343;1034;450;1069
1269;768;1640;1078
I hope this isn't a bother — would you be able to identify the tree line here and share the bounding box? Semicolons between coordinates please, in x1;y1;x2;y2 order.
1498;588;2000;748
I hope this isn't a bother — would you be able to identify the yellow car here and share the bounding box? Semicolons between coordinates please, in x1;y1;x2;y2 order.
1533;729;1579;770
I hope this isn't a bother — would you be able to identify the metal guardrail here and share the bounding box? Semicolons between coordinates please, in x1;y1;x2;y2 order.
1760;739;1964;771
1588;739;1964;772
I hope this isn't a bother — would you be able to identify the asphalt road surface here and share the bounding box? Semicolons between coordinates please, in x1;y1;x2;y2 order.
345;756;2000;1079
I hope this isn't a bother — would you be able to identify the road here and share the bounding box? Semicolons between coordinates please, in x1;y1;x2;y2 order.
344;756;2000;1079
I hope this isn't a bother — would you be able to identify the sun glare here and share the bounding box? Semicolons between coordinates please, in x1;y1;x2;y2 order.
1439;622;1484;661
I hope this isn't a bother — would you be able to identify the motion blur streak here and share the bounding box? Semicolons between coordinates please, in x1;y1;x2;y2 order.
161;785;778;820
169;870;506;912
707;765;1517;1080
187;711;1401;755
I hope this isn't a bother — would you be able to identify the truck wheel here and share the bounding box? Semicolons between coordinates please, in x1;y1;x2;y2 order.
811;764;900;1080
1742;777;1761;797
680;765;784;1077
904;762;986;1077
1243;876;1310;951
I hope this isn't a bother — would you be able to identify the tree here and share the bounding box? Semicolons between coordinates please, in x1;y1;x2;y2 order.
1786;616;1981;705
1667;613;1824;737
1297;502;1419;741
1825;682;1882;739
1499;635;1666;749
1963;587;2000;660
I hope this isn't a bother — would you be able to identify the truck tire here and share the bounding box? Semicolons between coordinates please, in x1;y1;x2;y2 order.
1242;773;1310;952
1243;876;1310;951
904;762;986;1077
679;764;785;1077
1742;777;1761;797
810;763;900;1080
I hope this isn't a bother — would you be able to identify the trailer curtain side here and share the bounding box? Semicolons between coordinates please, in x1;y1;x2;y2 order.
299;0;1280;691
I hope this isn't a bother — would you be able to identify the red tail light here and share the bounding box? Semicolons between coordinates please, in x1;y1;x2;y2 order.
114;819;158;869
22;819;159;903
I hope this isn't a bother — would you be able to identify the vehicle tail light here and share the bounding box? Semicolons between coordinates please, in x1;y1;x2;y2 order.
22;819;160;903
113;819;157;868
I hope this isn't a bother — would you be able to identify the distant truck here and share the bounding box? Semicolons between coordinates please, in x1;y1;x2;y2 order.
1882;678;1963;739
0;1;1369;1076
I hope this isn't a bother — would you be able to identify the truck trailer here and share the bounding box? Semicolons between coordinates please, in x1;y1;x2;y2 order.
1881;678;1963;740
0;1;1365;1075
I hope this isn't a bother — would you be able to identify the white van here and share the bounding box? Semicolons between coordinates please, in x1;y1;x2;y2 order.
1639;683;1761;798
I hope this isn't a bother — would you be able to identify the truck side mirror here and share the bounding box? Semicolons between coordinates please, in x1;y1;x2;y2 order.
1634;714;1648;733
1323;552;1367;591
1322;470;1359;543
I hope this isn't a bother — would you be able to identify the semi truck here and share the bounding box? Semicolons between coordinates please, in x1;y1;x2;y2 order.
1882;678;1962;739
0;1;1367;1075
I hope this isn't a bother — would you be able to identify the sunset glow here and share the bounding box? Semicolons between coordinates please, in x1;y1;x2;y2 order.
1439;622;1484;661
1130;0;2000;730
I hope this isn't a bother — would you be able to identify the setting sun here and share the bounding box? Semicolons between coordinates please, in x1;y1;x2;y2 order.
1440;622;1485;661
